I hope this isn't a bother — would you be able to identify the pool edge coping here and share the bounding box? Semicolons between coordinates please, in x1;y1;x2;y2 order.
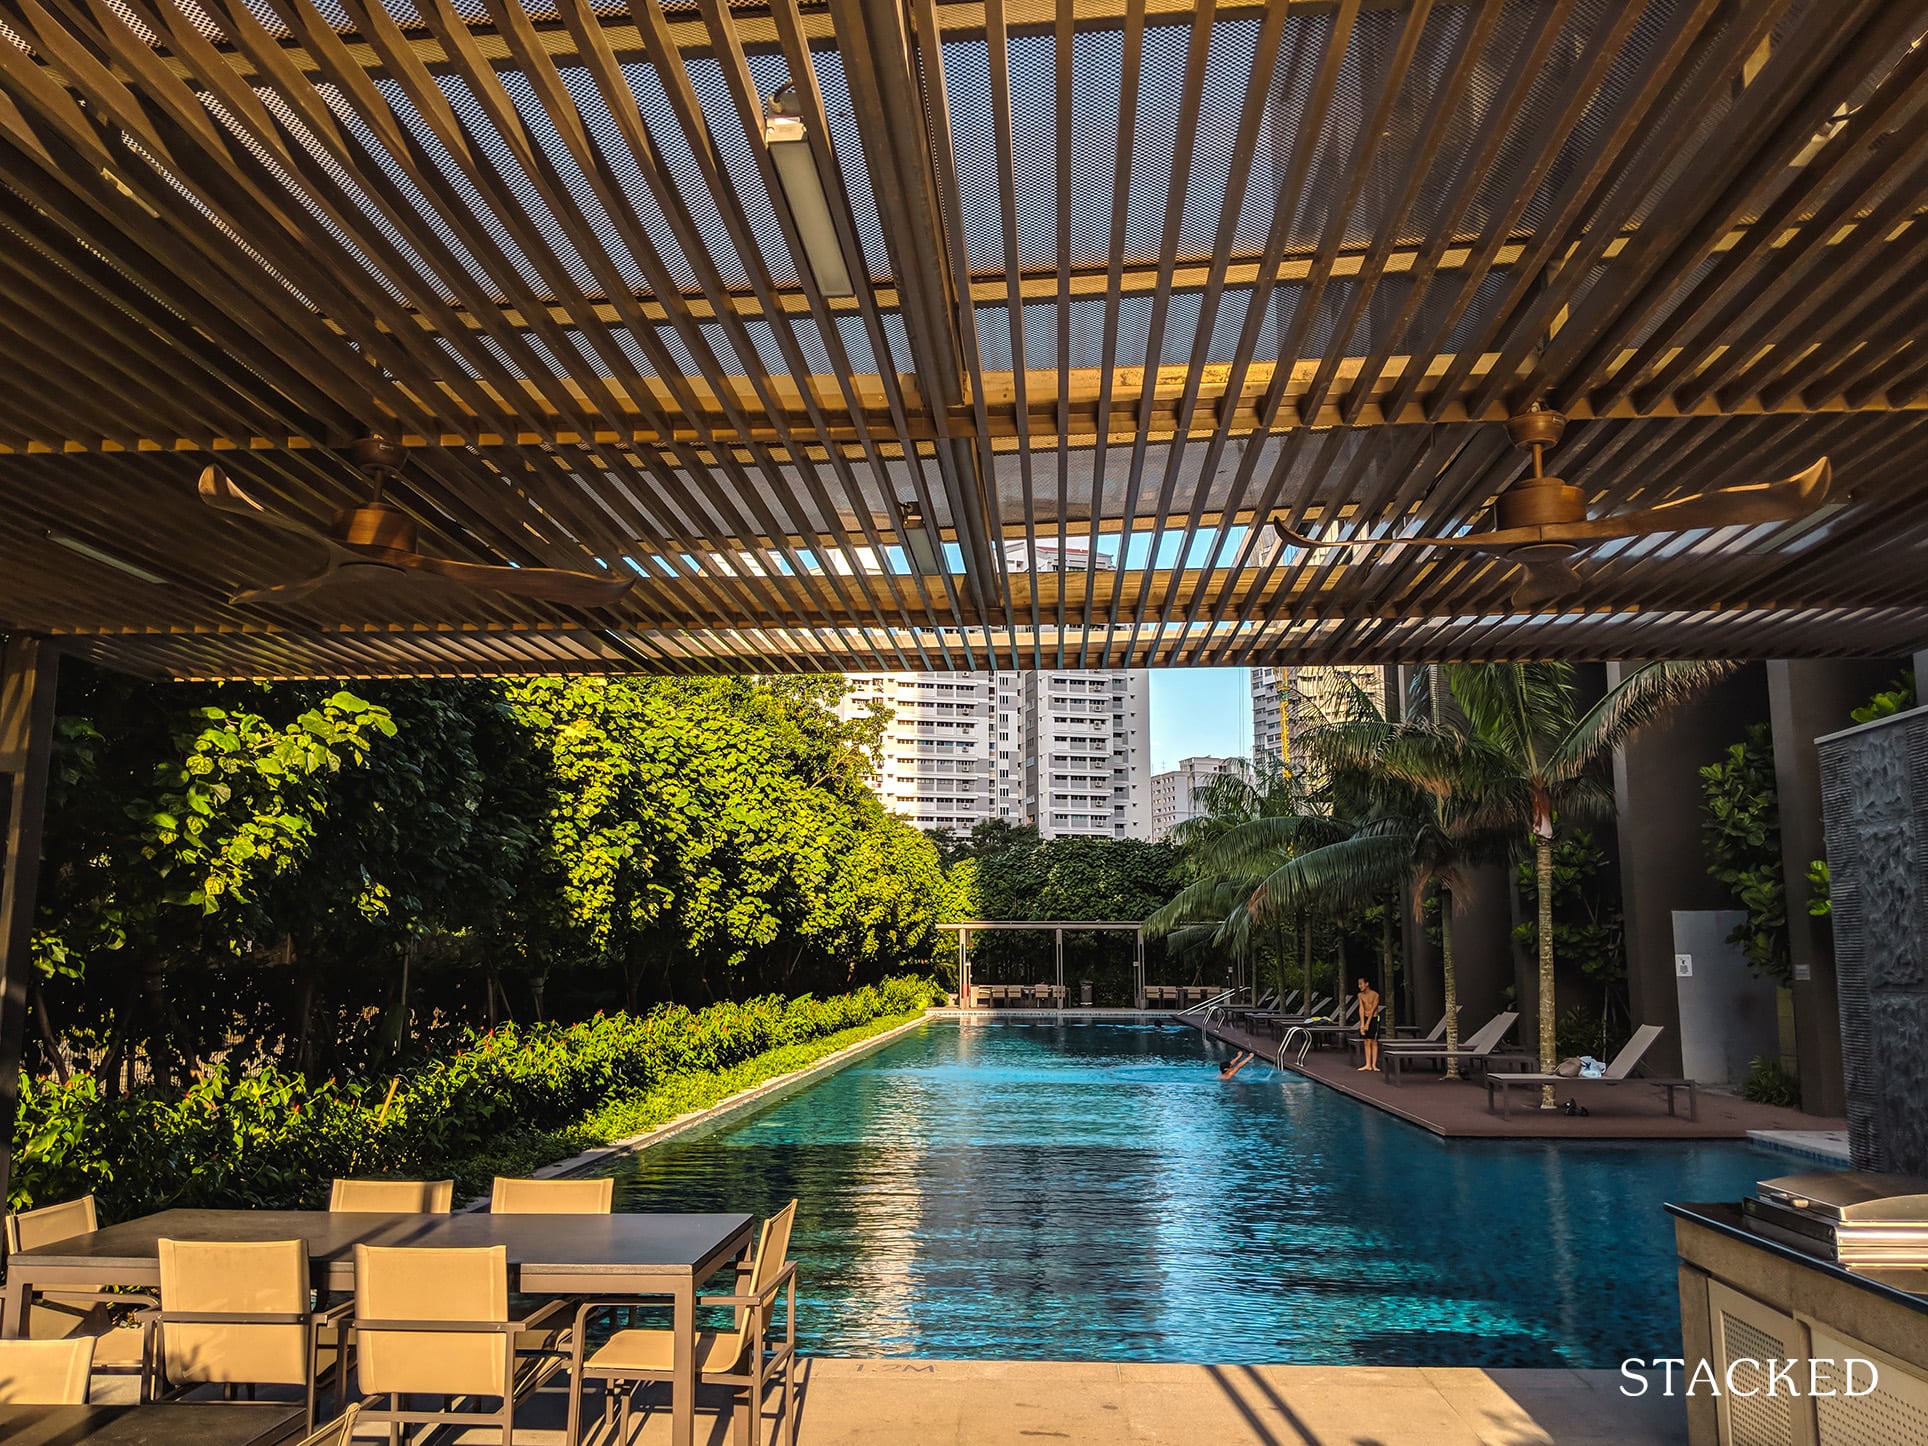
462;1012;933;1206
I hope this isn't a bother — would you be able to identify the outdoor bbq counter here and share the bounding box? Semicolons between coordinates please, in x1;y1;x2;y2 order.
1668;1200;1928;1446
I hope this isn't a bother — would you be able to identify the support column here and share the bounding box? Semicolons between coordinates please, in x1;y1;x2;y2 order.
1768;659;1905;1116
1053;927;1063;999
958;928;970;1006
1610;662;1769;1078
1;636;60;1220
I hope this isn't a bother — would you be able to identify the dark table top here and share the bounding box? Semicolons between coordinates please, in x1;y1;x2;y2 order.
0;1402;301;1446
10;1209;755;1279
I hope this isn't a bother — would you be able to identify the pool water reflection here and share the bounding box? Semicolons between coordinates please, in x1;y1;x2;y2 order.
601;1020;1784;1365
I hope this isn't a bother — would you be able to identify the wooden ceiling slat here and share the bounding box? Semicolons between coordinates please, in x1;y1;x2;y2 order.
4;0;1926;677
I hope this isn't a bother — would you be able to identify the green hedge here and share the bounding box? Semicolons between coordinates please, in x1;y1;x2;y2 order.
11;977;939;1217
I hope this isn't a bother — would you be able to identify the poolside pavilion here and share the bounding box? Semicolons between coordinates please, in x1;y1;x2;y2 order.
4;2;1928;1439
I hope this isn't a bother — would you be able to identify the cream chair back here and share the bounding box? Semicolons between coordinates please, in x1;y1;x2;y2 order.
157;1238;311;1386
489;1176;614;1213
328;1178;453;1212
354;1244;510;1399
0;1338;95;1404
5;1194;97;1253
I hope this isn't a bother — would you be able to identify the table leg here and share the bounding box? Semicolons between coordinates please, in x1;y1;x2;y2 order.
672;1275;695;1446
1;1276;27;1338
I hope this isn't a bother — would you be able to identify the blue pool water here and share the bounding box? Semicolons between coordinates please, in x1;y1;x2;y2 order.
602;1021;1790;1365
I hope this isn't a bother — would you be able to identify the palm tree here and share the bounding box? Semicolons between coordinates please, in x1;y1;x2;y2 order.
1277;677;1506;1074
1430;660;1735;1102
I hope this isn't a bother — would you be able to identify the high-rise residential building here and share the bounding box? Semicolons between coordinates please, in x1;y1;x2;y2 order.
1151;755;1237;839
837;673;1001;831
1250;665;1387;772
1021;669;1153;839
1251;668;1286;763
841;667;1152;839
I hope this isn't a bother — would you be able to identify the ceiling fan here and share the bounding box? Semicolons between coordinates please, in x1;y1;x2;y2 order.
200;438;634;608
1271;410;1832;608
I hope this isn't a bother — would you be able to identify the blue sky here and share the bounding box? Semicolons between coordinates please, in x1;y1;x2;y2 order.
1150;668;1251;773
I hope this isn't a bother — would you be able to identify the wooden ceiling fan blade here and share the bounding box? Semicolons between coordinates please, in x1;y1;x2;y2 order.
1541;457;1833;543
229;562;341;606
403;554;635;605
198;465;338;544
1271;516;1497;551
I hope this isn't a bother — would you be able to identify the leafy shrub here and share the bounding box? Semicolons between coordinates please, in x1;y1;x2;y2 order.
1849;669;1915;726
1740;1055;1800;1108
1699;723;1791;985
11;976;939;1217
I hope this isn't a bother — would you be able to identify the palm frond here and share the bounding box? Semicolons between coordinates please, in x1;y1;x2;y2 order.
1245;833;1413;926
1552;659;1738;777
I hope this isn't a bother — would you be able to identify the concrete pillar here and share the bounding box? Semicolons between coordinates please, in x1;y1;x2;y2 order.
1610;662;1770;1077
0;637;59;1231
1768;658;1909;1116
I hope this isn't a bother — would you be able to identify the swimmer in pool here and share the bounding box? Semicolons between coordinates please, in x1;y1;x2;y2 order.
1220;1050;1254;1080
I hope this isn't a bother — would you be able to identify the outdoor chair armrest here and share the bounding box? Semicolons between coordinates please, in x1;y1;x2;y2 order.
354;1315;554;1334
697;1262;798;1311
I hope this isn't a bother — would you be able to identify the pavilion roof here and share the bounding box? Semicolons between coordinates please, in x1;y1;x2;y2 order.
2;0;1926;677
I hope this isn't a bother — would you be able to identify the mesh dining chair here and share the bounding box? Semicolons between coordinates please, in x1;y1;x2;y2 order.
488;1177;614;1214
288;1401;361;1446
0;1337;95;1404
153;1237;350;1430
353;1244;561;1444
327;1178;453;1212
566;1199;800;1446
489;1176;615;1348
4;1195;153;1379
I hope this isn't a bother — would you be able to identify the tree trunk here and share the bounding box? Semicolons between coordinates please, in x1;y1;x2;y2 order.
1301;915;1313;1004
1380;906;1397;1029
141;956;171;1090
32;983;69;1085
1440;887;1461;1078
1537;833;1558;1108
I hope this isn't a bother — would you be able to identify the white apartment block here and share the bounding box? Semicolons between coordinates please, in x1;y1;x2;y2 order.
841;668;1152;839
1251;668;1286;763
1249;666;1388;771
838;673;996;831
1151;755;1236;839
1020;669;1153;839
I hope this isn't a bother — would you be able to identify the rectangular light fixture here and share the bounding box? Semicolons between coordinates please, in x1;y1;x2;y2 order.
898;502;943;576
45;530;168;584
763;111;855;298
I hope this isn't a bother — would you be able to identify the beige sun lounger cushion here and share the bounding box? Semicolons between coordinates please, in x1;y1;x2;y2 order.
0;1337;95;1404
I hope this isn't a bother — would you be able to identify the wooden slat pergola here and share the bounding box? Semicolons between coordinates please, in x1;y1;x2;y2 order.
0;0;1924;679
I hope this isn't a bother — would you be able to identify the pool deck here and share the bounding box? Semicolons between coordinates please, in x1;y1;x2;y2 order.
232;1361;1680;1444
1198;1019;1846;1142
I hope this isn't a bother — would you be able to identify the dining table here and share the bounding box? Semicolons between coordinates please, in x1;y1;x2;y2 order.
1;1207;755;1446
0;1402;301;1446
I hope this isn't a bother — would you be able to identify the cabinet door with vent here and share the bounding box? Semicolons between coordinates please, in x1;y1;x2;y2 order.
1808;1326;1928;1446
1708;1280;1815;1446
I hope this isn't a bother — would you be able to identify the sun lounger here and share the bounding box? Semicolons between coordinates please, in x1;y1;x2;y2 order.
1242;995;1333;1039
1486;1024;1697;1119
1379;1012;1524;1085
1347;1008;1458;1060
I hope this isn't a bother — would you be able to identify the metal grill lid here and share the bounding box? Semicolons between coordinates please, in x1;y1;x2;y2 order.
1758;1171;1928;1225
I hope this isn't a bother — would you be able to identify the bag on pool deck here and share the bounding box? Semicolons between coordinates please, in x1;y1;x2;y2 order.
1578;1056;1606;1079
1553;1057;1584;1078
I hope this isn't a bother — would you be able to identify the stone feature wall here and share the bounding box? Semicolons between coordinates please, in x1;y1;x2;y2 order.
1818;705;1928;1174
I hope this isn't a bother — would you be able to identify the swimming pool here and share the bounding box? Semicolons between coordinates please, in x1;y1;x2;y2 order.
602;1020;1789;1366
